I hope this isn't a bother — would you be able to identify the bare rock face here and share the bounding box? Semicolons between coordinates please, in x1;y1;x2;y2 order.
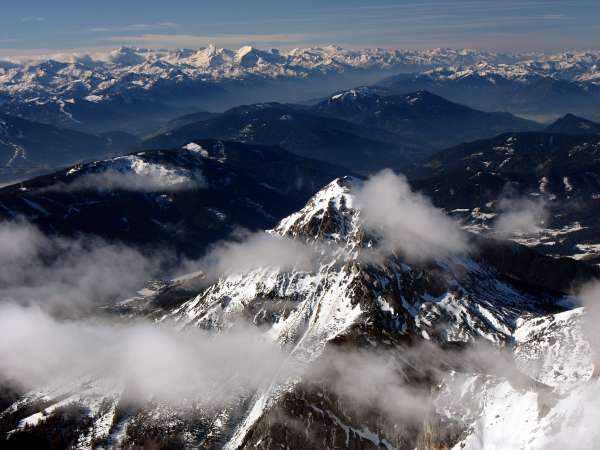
3;177;598;449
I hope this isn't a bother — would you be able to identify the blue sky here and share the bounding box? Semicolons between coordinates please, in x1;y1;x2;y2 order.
1;0;599;57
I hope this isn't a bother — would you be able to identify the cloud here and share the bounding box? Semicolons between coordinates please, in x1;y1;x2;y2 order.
494;195;549;236
1;213;596;434
308;347;432;425
21;16;46;22
0;221;173;314
64;169;205;192
0;303;288;403
0;220;312;405
188;229;320;281
0;218;327;315
303;337;553;436
355;169;469;262
46;161;206;193
85;22;178;33
101;33;313;48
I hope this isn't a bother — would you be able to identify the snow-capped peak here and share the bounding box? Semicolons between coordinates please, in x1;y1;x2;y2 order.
4;168;598;449
2;45;599;129
275;177;361;244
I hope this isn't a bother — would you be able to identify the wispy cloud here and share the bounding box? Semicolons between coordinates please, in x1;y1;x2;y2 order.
85;22;178;33
101;32;314;48
21;16;47;22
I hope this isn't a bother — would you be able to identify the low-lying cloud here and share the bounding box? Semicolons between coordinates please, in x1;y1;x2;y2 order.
0;221;171;313
0;303;287;403
0;170;566;427
191;229;321;281
50;167;206;193
494;195;549;236
355;169;469;261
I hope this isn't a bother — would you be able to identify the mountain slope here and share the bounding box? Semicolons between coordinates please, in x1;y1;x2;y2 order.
545;113;600;135
142;103;416;174
412;132;600;262
0;46;510;134
312;88;540;151
0;140;351;257
378;65;600;121
3;177;598;449
163;110;219;131
0;113;134;185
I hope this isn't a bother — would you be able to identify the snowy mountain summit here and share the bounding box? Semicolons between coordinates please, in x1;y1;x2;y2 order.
2;176;600;449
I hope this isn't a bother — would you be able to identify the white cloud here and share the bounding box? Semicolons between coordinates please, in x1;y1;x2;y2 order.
0;221;172;313
355;169;469;262
101;32;313;48
190;229;319;281
309;347;432;424
494;195;549;236
45;158;207;192
85;22;178;33
21;16;47;22
0;303;287;403
61;168;205;192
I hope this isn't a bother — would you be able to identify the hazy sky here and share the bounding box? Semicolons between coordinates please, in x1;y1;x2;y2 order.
1;0;599;57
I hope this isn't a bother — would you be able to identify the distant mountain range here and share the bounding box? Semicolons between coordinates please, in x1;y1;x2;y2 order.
378;60;600;121
2;46;599;133
0;46;505;134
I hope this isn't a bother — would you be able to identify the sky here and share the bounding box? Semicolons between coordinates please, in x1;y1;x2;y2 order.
1;0;599;58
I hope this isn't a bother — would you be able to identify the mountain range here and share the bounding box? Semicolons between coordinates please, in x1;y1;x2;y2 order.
0;85;541;186
1;46;505;134
378;60;600;121
2;44;600;450
2;46;600;133
142;101;415;174
311;87;540;150
0;139;348;258
2;177;598;449
143;89;539;174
